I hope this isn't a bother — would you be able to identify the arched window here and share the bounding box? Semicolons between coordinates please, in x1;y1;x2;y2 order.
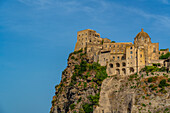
116;63;120;67
130;47;133;49
117;56;120;60
113;56;115;60
109;64;113;68
130;67;134;73
122;56;125;60
116;69;120;74
122;62;126;67
122;68;126;74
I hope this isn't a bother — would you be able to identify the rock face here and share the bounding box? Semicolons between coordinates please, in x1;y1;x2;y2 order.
50;50;107;113
50;49;170;113
94;73;170;113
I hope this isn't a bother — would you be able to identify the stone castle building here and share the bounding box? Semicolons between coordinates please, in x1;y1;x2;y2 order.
74;29;167;76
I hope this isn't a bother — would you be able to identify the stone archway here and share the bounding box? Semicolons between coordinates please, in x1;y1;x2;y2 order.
130;67;134;73
109;63;113;68
122;68;126;74
116;63;120;67
116;69;120;74
122;62;126;67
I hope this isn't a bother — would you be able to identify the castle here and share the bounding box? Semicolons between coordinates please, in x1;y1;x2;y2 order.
74;29;169;76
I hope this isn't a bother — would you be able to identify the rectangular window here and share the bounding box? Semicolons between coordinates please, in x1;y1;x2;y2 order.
130;51;133;54
153;48;156;53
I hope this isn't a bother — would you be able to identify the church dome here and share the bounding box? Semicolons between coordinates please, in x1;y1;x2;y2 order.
136;28;150;38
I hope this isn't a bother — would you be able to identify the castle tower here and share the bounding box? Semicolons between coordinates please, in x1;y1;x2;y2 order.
134;28;159;72
74;29;102;51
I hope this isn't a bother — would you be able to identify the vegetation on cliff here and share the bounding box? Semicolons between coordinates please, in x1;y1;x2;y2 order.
50;49;108;113
159;52;170;59
50;50;170;113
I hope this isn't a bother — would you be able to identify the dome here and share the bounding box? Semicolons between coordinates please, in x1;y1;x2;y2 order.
136;28;150;38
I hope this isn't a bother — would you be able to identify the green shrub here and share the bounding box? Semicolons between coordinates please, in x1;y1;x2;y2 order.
160;49;168;51
80;60;87;72
151;86;157;91
159;67;166;72
71;56;75;59
159;87;167;93
159;52;170;59
144;66;159;72
164;108;169;112
82;103;93;113
80;53;85;56
142;103;146;107
84;82;87;88
148;76;157;83
70;103;76;110
77;97;82;104
163;73;168;78
55;84;59;89
95;85;98;89
78;82;81;86
63;78;66;82
153;63;161;67
88;93;100;105
159;79;169;88
149;84;154;88
168;78;170;82
148;77;153;83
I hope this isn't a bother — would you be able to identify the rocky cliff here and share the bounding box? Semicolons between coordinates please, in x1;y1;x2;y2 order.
94;72;170;113
50;49;108;113
50;50;170;113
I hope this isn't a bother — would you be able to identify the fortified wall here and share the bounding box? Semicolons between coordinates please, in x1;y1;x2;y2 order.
74;29;168;76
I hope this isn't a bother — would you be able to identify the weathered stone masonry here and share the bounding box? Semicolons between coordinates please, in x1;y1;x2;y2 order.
74;29;168;76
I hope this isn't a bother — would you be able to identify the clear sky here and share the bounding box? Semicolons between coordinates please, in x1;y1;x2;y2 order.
0;0;170;113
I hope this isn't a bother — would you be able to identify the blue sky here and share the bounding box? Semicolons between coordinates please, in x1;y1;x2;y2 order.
0;0;170;113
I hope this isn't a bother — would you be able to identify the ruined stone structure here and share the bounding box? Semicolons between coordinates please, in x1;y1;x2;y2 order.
159;48;169;55
74;29;163;76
